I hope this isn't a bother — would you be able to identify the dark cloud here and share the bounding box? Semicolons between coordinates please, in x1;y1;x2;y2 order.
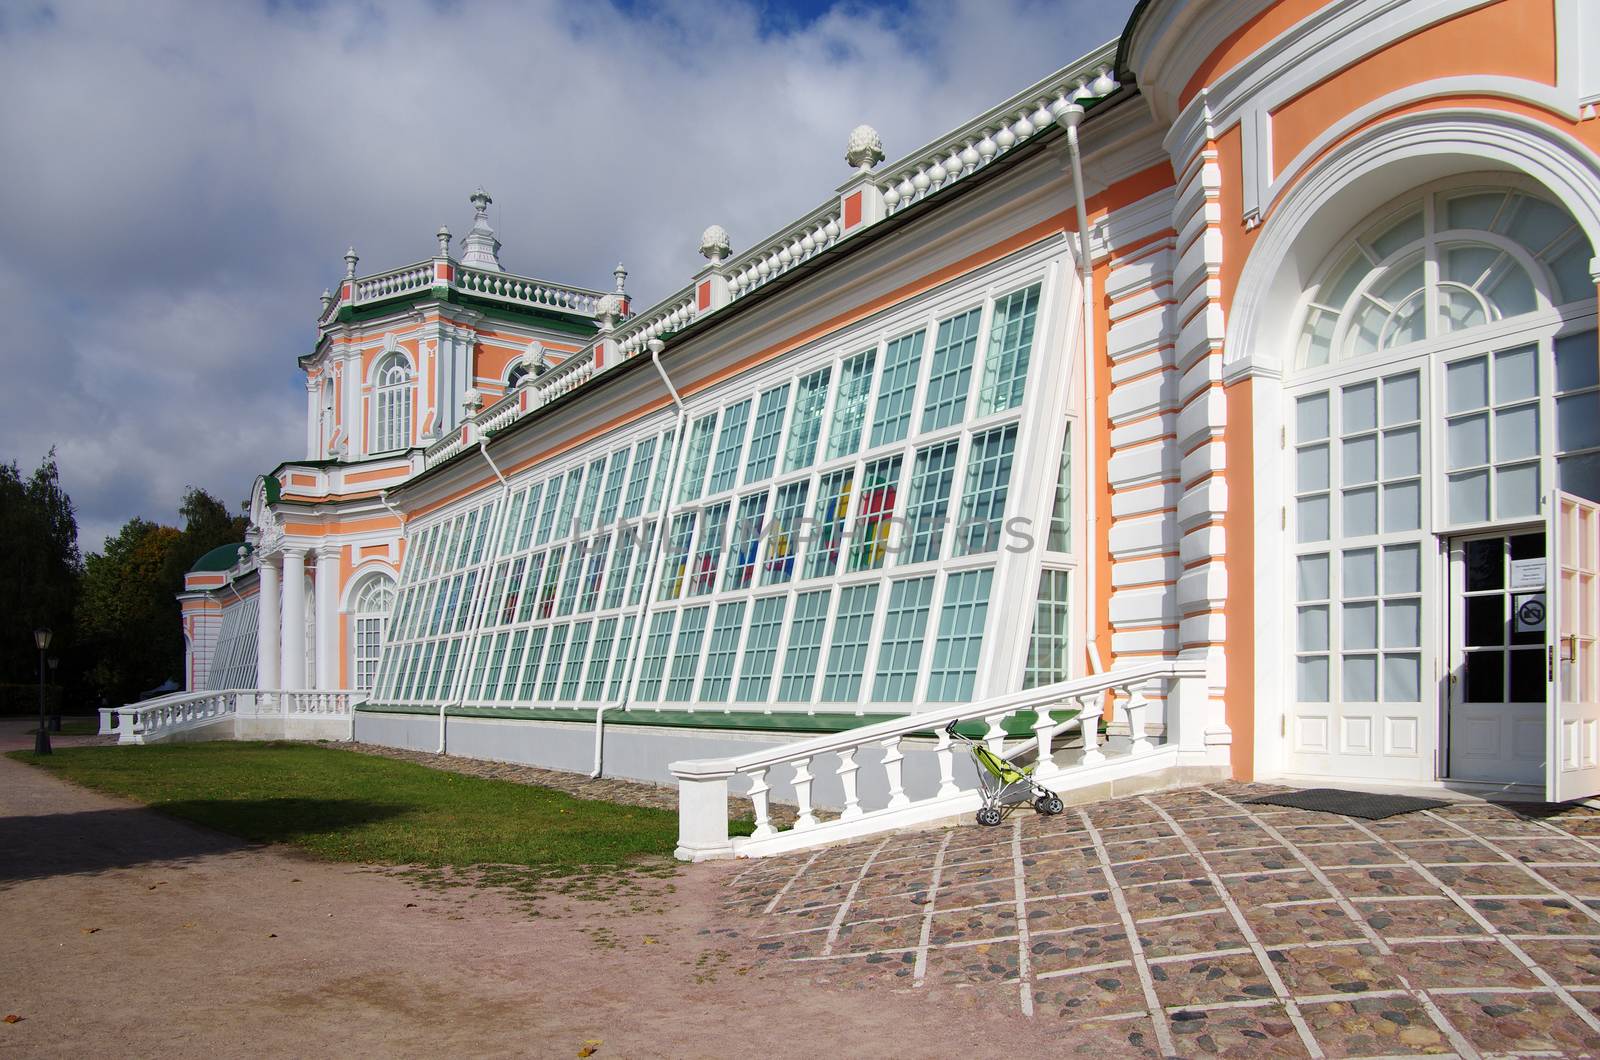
0;0;1132;552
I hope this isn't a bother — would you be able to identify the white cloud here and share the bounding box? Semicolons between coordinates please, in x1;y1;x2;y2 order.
0;0;1133;552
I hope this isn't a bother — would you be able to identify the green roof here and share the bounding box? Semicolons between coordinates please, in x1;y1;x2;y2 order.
190;542;249;573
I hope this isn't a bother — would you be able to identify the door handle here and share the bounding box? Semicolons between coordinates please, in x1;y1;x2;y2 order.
1564;634;1579;664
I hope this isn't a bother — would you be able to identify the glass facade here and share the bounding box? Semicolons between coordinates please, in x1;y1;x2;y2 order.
371;278;1055;712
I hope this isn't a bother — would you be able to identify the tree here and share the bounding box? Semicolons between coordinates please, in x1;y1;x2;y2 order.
0;450;81;687
75;487;246;705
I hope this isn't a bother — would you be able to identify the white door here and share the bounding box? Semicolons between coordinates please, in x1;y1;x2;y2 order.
1548;491;1600;802
1447;531;1547;784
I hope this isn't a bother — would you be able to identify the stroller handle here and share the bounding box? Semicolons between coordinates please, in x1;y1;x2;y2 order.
944;719;960;736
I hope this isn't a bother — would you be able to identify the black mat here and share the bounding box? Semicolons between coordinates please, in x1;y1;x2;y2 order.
1244;788;1451;820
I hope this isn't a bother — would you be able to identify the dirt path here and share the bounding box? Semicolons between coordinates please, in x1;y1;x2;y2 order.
0;743;1118;1058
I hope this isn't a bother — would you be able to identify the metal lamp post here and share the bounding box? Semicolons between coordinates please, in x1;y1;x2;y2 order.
47;657;60;732
33;628;51;755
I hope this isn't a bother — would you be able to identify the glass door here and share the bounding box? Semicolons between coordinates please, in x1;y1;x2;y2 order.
1447;530;1547;783
1548;491;1600;801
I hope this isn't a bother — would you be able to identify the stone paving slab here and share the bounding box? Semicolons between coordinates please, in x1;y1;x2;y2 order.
725;783;1600;1056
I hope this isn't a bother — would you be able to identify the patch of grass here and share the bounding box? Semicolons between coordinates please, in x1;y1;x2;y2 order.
8;742;680;878
27;720;97;736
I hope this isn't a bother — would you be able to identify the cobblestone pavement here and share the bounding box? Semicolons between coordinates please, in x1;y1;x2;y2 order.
722;783;1600;1058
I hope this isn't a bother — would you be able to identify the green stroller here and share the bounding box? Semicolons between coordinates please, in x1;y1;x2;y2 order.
945;719;1065;826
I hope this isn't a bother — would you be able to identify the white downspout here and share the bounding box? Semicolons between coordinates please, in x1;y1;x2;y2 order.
1058;102;1104;676
592;337;688;778
437;435;512;754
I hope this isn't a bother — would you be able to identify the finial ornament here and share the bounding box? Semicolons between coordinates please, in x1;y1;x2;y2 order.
320;288;333;313
845;124;885;171
595;294;623;328
344;246;359;278
437;225;452;258
613;262;628;295
460;187;503;271
461;386;483;416
699;225;732;264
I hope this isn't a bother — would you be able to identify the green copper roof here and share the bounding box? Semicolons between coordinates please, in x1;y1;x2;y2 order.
190;541;250;573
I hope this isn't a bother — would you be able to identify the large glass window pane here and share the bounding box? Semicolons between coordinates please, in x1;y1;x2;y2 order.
604;533;634;609
902;440;958;564
1383;654;1420;702
1383;543;1420;594
1297;392;1330;442
1448;470;1490;524
777;589;832;704
648;428;675;513
706;400;751;495
658;513;696;600
606;617;636;699
1297;554;1330;600
725;492;768;592
539;624;570;700
1495;405;1540;462
1383;481;1420;533
678;413;718;503
1344;655;1378;701
1342;487;1378;537
736;596;788;701
1048;426;1072;552
850;456;901;572
1384;600;1421;648
1298;605;1329;651
1297;656;1329;702
977;284;1041;415
870;330;926;448
1342;381;1377;434
764;482;808;585
1343;601;1378;650
744;384;790;484
927;569;992;702
1024;570;1071;688
561;621;593;699
621;437;657;520
821;584;880;702
1556;331;1600;392
827;350;876;459
1447;356;1489;414
873;577;933;702
665;607;709;701
922;307;983;431
956;424;1017;555
698;602;747;702
1297;495;1330;543
584;618;617;700
1343;435;1377;485
805;469;853;579
598;451;629;527
634;612;675;702
1298;445;1329;492
690;503;729;596
1496;462;1540;518
1383;372;1420;425
784;368;832;472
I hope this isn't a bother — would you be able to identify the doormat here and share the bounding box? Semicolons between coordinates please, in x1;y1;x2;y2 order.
1245;788;1451;820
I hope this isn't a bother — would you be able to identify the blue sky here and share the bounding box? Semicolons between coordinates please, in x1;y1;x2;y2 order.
0;0;1134;551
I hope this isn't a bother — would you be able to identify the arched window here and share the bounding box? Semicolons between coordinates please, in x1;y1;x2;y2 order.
350;573;396;692
507;362;530;389
373;353;412;453
1296;185;1594;370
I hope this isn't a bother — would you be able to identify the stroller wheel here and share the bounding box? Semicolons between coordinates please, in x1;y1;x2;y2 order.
976;806;1003;827
1042;795;1064;816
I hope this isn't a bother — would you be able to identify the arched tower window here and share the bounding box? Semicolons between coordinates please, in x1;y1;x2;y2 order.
373;353;412;453
1296;185;1594;370
349;573;396;692
507;362;530;389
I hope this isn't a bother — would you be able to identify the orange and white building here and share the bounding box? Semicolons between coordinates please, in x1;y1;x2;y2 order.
168;0;1600;845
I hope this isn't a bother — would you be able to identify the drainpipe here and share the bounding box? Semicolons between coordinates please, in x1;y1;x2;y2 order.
592;337;689;778
437;434;513;754
1057;102;1104;676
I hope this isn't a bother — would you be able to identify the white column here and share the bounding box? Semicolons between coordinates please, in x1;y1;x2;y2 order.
257;558;281;690
315;548;340;689
281;548;307;689
305;378;320;460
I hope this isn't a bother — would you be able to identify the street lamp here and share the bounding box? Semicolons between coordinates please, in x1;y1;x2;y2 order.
33;628;51;756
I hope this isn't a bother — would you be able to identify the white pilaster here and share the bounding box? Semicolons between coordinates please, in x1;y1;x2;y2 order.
258;558;281;691
315;548;340;689
281;548;307;689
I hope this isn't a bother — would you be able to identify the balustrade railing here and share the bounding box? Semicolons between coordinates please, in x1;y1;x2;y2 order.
354;262;434;303
723;205;845;304
101;689;364;744
455;266;605;316
614;288;697;360
670;659;1211;860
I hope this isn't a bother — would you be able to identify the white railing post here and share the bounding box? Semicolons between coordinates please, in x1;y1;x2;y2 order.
1079;695;1104;765
1032;707;1059;780
934;727;960;798
1127;680;1153;756
982;713;1007;755
792;757;819;829
837;749;862;820
746;768;776;839
673;767;735;861
880;737;909;809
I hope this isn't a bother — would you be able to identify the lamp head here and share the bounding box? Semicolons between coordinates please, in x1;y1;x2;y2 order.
33;628;51;651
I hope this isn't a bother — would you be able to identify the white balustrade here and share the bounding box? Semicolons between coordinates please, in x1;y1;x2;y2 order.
670;658;1212;861
454;267;605;317
109;688;363;744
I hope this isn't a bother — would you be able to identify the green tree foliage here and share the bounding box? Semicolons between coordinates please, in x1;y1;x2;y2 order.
0;450;81;686
75;487;248;705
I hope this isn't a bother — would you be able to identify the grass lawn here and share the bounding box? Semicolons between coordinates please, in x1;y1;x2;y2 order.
26;720;98;736
8;742;681;877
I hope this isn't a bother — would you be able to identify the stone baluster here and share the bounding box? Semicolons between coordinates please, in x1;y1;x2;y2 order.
934;727;960;798
792;757;818;830
983;713;1007;755
1031;707;1058;781
745;768;775;839
881;736;909;808
1080;694;1105;766
837;749;862;820
1127;681;1153;755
